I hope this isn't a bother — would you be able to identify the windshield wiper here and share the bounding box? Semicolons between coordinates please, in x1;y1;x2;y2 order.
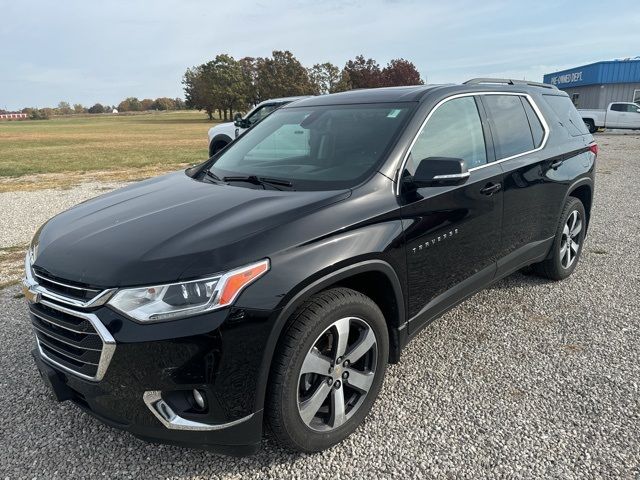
204;170;222;182
223;175;293;189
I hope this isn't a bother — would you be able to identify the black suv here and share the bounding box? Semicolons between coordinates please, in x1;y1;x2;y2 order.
23;79;596;455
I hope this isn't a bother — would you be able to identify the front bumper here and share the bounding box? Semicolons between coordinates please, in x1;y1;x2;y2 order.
32;351;263;454
26;289;276;454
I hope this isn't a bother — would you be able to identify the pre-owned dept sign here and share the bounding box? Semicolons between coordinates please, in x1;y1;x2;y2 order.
550;71;583;85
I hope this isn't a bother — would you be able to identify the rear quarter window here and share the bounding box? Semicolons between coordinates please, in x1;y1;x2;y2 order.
521;98;545;147
543;94;589;136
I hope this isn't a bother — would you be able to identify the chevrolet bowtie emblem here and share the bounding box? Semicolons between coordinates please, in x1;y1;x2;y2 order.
22;280;41;304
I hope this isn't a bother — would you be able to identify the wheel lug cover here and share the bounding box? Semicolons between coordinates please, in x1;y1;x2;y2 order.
334;380;341;389
342;371;349;379
327;378;333;386
343;360;350;367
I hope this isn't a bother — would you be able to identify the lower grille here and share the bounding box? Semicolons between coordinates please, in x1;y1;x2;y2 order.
29;300;115;381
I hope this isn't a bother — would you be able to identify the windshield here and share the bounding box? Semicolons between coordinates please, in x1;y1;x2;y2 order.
209;103;415;190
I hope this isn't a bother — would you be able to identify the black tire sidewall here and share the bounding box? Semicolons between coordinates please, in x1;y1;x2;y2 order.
273;291;389;452
585;120;596;134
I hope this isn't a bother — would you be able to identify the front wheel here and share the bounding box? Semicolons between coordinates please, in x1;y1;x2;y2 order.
266;288;389;452
208;140;229;157
534;196;586;280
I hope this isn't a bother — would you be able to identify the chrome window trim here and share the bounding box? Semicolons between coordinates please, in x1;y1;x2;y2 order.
143;391;256;431
395;91;550;195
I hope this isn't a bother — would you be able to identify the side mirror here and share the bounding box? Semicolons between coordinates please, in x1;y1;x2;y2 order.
233;113;244;127
409;157;469;188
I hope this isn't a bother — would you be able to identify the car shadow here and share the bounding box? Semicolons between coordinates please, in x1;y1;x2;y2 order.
486;269;556;291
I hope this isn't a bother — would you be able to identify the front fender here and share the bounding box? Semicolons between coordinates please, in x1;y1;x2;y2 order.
234;209;407;413
207;122;234;143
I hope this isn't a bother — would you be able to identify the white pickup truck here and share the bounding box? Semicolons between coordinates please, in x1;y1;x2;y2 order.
206;96;308;156
579;102;640;133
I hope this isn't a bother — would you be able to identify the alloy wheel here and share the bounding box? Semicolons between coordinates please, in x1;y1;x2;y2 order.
560;210;582;269
297;317;378;432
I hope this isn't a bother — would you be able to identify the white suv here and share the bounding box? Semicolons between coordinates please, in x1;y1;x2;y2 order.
207;96;309;156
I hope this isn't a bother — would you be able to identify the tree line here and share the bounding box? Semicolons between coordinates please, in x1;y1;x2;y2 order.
11;97;187;120
183;51;423;120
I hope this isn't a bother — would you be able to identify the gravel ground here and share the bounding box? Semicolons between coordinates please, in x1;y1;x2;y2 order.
0;181;127;249
1;134;639;479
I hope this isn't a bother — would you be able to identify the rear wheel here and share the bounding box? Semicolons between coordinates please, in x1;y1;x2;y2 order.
266;288;388;452
583;119;597;134
534;196;586;280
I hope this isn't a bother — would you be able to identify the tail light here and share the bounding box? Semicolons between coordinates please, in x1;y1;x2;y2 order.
589;143;598;155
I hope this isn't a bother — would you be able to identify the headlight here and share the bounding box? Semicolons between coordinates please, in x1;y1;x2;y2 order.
107;259;269;322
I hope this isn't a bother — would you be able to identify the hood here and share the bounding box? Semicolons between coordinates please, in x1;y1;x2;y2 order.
32;171;350;287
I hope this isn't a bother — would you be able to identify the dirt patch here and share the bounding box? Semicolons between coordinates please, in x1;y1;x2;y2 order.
0;164;190;193
0;245;26;285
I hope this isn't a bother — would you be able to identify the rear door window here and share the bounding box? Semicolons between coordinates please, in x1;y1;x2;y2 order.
482;95;535;159
543;94;589;136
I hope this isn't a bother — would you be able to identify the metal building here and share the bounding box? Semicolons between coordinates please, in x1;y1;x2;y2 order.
543;57;640;109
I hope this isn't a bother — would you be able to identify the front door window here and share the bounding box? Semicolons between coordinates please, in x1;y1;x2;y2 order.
406;96;487;173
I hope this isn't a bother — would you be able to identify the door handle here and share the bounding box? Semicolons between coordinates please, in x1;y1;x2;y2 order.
480;183;501;196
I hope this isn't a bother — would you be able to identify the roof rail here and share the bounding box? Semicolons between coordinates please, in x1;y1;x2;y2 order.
463;78;558;90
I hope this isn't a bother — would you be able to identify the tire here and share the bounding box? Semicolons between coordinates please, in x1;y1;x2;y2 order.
583;119;597;134
208;140;229;157
534;196;586;280
266;287;389;453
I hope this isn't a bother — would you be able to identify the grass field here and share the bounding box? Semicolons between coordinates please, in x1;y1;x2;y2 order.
0;111;217;190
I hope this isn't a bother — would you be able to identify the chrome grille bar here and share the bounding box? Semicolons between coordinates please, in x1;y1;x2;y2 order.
32;299;116;381
24;252;116;381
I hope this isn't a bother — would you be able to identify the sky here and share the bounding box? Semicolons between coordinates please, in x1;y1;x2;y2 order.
1;0;639;111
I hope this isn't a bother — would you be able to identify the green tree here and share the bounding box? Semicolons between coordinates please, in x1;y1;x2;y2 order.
28;108;50;120
255;50;315;101
183;54;249;120
239;56;259;105
88;103;105;114
118;97;141;112
308;62;340;95
57;101;73;115
153;97;176;110
338;55;382;90
140;98;155;110
183;64;215;118
73;103;86;114
209;54;248;119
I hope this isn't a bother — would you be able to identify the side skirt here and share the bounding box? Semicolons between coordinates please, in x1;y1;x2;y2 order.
403;236;553;345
